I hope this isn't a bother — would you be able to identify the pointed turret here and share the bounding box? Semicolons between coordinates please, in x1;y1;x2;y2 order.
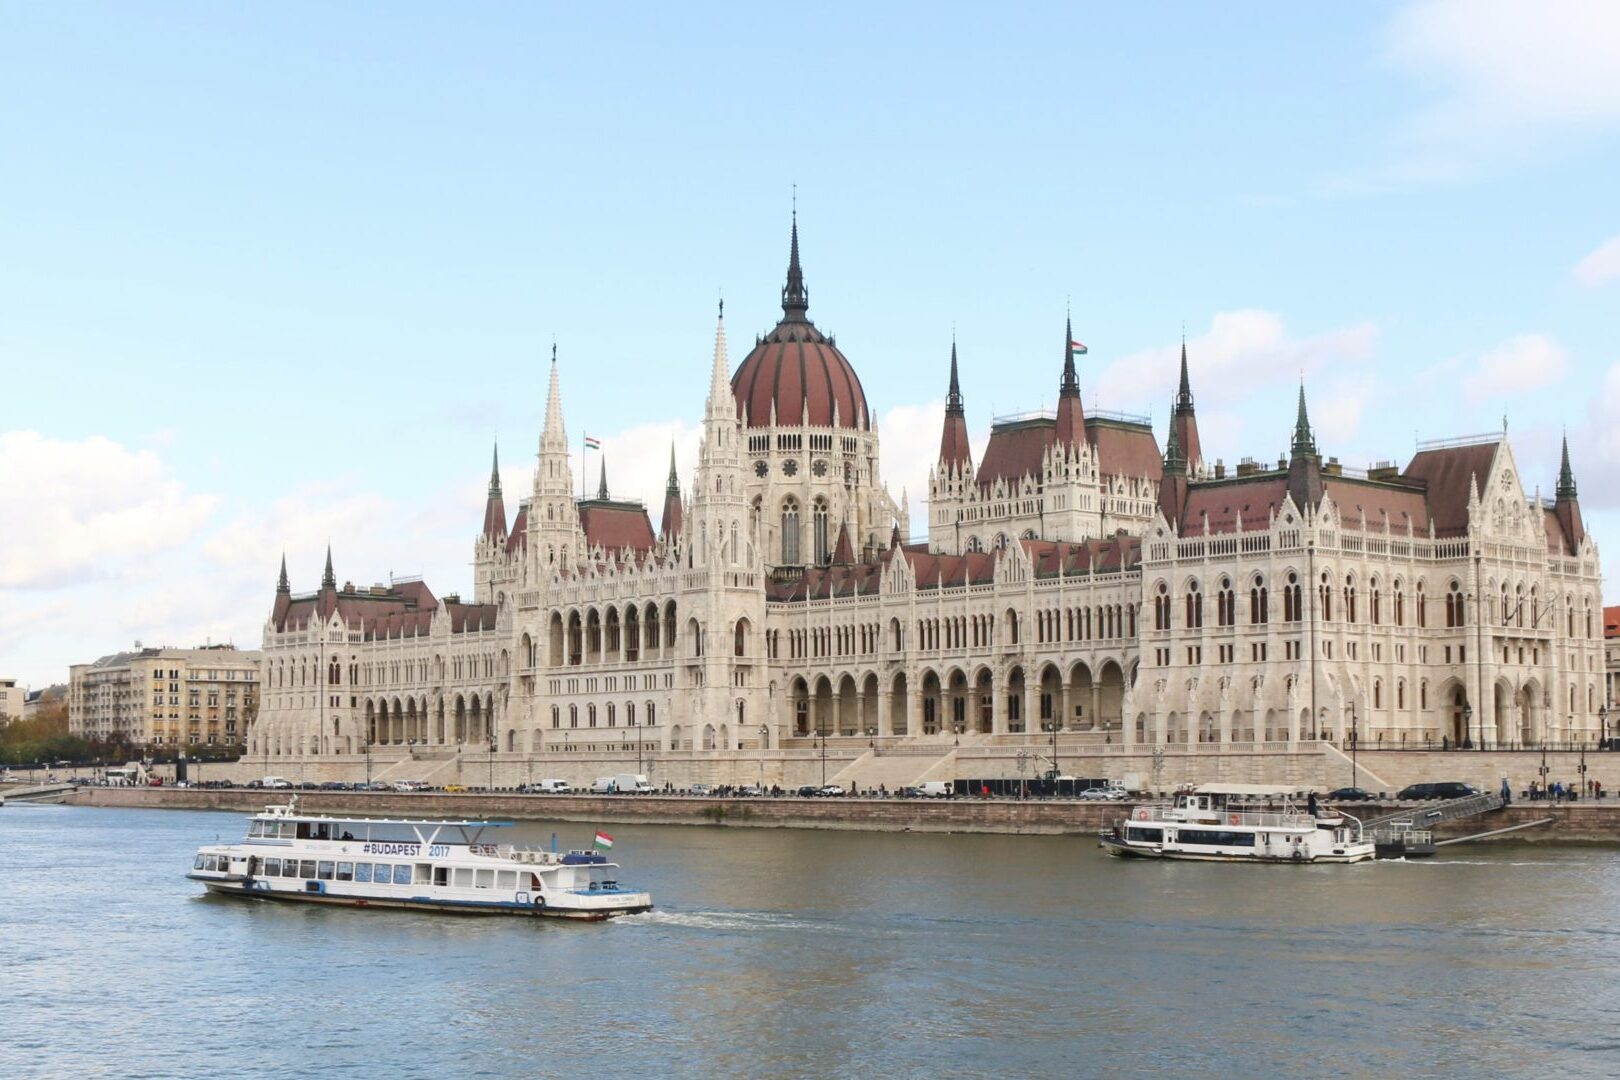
1158;402;1189;526
597;458;609;500
1286;381;1324;511
1291;382;1317;459
660;443;683;541
276;553;289;594
1055;314;1087;449
1170;337;1203;472
482;443;507;540
706;299;736;422
272;553;292;629
321;545;336;591
938;339;973;473
1554;434;1585;551
832;520;854;565
541;345;568;454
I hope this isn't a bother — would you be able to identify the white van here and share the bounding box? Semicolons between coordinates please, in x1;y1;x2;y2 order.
918;781;954;798
530;779;571;794
591;776;617;794
262;776;293;790
613;773;653;794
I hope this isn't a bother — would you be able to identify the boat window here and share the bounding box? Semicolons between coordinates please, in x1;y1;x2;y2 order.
1177;829;1257;847
354;863;372;883
475;868;494;889
414;863;430;885
434;867;450;887
453;868;474;888
317;861;335;880
194;855;205;870
296;823;310;839
336;862;353;882
247;822;261;838
497;871;516;890
299;860;317;878
1126;826;1164;843
375;864;395;884
265;858;282;876
284;860;301;878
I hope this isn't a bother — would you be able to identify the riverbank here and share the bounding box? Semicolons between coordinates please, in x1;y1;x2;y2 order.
63;785;1620;842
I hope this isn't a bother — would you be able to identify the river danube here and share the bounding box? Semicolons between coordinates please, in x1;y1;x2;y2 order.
3;804;1619;1078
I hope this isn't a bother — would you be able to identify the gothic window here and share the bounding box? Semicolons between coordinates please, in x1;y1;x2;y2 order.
1370;579;1382;625
994;533;1009;551
1185;580;1203;629
1319;572;1333;622
1397;680;1405;709
782;459;798;477
812;498;830;565
1446;581;1463;628
1284;572;1302;623
587;704;596;728
1250;576;1268;625
965;535;983;553
781;498;800;564
1416;582;1426;627
1216;577;1234;627
1344;575;1356;623
812;459;828;477
1373;680;1382;709
1154;583;1170;630
754;460;768;477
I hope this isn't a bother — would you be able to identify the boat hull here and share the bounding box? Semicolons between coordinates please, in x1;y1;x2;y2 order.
1099;835;1377;864
194;878;651;920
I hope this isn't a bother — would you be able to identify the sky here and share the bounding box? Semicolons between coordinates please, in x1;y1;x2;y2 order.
3;1;1619;690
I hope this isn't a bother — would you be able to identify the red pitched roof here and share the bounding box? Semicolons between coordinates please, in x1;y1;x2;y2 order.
505;505;528;553
1403;440;1499;537
1178;477;1289;536
1087;419;1160;480
1022;535;1142;577
977;418;1053;489
1605;605;1620;638
579;503;656;554
1321;477;1429;533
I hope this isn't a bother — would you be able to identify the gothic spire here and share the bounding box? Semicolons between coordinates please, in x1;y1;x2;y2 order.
1290;381;1317;459
321;545;336;590
706;298;735;420
666;442;680;496
597;458;609;500
1556;434;1577;500
276;553;289;594
1060;313;1080;396
946;338;964;416
541;345;567;451
781;203;808;320
488;443;502;497
482;443;508;540
1175;336;1193;413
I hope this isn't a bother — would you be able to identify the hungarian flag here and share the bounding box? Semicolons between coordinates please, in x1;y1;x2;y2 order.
594;830;614;850
584;435;601;450
1069;340;1088;355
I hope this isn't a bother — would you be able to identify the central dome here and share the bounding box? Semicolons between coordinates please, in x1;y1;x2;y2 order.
730;218;870;431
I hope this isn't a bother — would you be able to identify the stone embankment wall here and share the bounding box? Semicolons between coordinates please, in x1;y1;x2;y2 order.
66;786;1620;841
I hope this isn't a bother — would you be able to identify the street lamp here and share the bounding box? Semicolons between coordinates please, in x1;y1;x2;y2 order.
1042;718;1060;781
1601;704;1610;754
1349;703;1359;790
1151;745;1165;796
364;740;372;788
952;720;964;747
1538;743;1549;800
758;724;769;791
1462;704;1474;750
1015;749;1029;799
816;731;828;788
487;733;496;792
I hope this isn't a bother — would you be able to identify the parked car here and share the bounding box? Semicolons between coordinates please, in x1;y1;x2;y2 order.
688;783;714;796
917;781;953;798
795;785;821;798
896;786;923;798
817;784;847;797
1397;782;1479;801
319;781;350;791
1079;786;1127;801
521;779;572;795
1325;786;1376;801
737;785;763;797
443;784;469;793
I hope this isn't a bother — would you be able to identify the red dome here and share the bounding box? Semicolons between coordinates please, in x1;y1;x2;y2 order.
730;216;870;431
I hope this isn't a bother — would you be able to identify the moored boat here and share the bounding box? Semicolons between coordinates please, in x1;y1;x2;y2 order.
1100;783;1376;864
188;798;651;919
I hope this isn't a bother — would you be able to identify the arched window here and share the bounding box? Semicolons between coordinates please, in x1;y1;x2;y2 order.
781;498;800;565
1250;576;1268;624
1344;574;1357;624
1216;577;1235;627
1373;680;1382;709
965;535;982;553
1416;582;1427;627
606;703;616;728
1397;680;1406;709
812;498;830;565
587;704;597;728
1319;572;1333;621
550;705;560;728
1284;573;1302;623
1446;581;1463;628
1370;579;1381;625
1154;583;1170;630
1185;580;1203;629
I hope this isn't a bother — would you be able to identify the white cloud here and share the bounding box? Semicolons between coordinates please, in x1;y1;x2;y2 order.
1574;234;1620;286
1463;334;1569;405
1094;310;1377;410
1371;0;1620;183
0;431;217;590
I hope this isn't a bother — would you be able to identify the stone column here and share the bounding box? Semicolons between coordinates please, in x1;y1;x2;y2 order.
1091;685;1102;733
877;685;891;737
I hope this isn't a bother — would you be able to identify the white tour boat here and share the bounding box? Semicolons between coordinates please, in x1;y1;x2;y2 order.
189;798;652;919
1099;783;1376;864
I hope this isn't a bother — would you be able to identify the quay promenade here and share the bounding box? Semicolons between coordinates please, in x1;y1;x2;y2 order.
66;784;1620;842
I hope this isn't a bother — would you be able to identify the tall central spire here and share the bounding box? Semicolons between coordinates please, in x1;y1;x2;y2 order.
1557;435;1578;500
321;545;336;591
488;444;502;497
781;203;809;320
1175;338;1194;413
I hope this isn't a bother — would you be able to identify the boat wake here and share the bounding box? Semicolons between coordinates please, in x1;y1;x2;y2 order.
617;909;822;933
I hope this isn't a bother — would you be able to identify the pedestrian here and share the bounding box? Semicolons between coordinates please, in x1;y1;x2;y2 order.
1500;777;1511;805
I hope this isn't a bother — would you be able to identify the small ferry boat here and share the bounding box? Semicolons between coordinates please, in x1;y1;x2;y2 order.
1100;783;1376;864
189;798;652;919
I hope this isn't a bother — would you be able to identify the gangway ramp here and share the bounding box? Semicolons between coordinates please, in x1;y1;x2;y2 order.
1360;792;1505;857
